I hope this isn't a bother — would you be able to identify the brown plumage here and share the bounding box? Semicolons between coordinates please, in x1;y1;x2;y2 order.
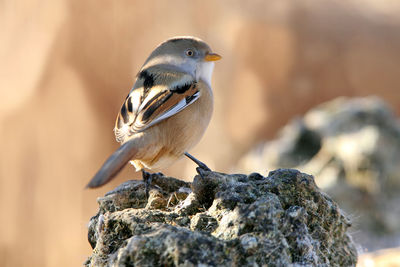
87;36;220;189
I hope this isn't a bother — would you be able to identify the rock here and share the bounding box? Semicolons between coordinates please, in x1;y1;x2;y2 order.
238;97;400;250
85;169;357;266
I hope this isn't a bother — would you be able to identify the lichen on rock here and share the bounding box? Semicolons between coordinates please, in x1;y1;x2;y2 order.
85;169;357;266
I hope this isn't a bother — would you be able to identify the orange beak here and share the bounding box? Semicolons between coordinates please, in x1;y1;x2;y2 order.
204;52;222;62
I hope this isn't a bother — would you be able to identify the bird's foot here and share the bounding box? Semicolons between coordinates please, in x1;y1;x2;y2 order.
141;171;165;199
196;166;211;178
184;152;211;178
141;170;152;199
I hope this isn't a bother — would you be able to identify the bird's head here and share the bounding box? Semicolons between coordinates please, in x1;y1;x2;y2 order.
142;36;221;86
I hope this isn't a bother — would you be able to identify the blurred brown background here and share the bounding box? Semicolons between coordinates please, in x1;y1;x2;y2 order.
1;0;400;266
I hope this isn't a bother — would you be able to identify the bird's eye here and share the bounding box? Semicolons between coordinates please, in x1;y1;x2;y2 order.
185;49;194;57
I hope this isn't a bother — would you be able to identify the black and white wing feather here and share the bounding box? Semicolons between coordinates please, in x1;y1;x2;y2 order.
114;67;200;143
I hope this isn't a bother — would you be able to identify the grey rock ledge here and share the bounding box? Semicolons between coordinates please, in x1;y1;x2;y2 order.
85;169;358;266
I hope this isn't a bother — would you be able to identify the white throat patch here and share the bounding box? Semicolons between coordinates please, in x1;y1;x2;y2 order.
197;62;215;88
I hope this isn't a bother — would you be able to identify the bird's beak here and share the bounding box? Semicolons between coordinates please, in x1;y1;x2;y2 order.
204;52;222;62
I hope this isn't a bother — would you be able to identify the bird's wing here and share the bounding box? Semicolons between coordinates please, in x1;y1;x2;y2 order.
114;67;200;142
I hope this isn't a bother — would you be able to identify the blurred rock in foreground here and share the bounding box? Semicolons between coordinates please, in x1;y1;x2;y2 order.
238;97;400;250
85;169;357;266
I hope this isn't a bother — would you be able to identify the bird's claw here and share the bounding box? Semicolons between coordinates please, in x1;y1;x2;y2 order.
184;152;212;178
196;166;211;178
142;170;152;199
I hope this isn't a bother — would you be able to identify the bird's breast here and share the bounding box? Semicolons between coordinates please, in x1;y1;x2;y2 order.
130;81;213;171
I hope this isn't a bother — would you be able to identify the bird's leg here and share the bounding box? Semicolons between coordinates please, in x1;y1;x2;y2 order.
141;169;152;199
184;152;211;178
184;152;210;170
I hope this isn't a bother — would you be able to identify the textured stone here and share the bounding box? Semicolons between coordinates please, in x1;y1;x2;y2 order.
238;97;400;250
85;169;357;266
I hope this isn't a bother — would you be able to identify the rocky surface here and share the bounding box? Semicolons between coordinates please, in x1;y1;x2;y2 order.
85;169;357;266
238;97;400;250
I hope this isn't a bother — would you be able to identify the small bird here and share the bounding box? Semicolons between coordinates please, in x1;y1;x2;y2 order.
86;36;221;195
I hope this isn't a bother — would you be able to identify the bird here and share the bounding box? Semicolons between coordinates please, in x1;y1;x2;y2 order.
86;36;221;196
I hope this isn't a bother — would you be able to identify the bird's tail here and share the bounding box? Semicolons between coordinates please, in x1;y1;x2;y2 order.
86;139;139;188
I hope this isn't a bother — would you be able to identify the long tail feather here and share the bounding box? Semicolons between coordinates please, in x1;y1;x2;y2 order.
86;139;138;188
